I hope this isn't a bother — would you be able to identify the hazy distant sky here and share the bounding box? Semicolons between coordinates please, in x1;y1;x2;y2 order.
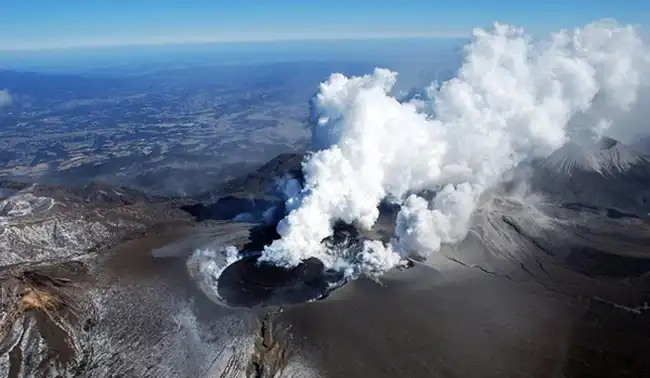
1;0;649;51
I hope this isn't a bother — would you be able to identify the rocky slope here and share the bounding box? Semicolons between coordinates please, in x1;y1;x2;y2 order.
1;144;650;377
0;175;316;378
0;180;192;266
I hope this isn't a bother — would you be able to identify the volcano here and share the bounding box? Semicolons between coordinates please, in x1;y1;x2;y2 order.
529;137;650;215
2;17;650;376
189;144;650;377
185;139;650;308
541;137;647;175
1;146;650;377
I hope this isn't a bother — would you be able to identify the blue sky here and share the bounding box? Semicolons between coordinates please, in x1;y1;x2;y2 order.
1;0;649;51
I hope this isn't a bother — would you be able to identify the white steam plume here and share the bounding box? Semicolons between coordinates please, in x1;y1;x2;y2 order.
256;20;649;277
0;89;11;107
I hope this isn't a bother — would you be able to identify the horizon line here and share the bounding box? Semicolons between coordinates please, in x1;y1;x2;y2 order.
0;31;470;54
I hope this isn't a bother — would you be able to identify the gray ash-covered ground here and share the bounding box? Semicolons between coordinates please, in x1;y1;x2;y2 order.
0;178;313;377
1;140;650;377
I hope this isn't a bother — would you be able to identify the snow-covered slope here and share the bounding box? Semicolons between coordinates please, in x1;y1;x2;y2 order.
0;182;192;266
0;193;55;218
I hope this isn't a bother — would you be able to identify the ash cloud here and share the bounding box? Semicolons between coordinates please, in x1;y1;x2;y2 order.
255;19;649;278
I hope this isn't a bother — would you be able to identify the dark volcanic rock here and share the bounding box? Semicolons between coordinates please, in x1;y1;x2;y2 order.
181;196;278;223
181;154;306;225
217;255;343;308
201;153;304;199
